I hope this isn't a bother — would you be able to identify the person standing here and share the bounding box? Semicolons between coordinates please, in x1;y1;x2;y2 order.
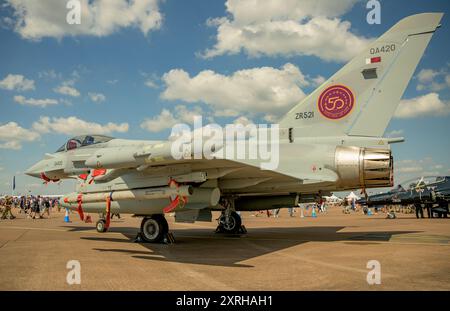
41;197;50;218
425;203;433;218
19;196;25;213
31;196;40;219
288;207;294;217
1;196;15;219
273;208;280;218
414;203;424;219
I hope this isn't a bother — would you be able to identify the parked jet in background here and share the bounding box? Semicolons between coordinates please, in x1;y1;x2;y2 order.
26;13;443;242
358;176;450;217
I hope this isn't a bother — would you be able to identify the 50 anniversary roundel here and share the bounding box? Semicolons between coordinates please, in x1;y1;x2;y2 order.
317;85;355;120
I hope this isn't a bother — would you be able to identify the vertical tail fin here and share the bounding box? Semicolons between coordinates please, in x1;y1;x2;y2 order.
279;13;443;137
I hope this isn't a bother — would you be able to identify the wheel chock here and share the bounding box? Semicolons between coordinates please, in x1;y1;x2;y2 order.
238;225;247;234
163;232;176;244
133;231;144;243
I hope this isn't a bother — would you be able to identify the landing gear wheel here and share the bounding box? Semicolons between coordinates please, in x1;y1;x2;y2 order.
218;211;242;234
140;215;168;243
96;219;107;233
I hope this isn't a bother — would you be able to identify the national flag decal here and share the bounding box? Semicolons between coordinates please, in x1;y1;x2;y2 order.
366;56;381;64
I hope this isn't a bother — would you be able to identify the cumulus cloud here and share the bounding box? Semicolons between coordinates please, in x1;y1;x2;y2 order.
416;68;450;92
395;158;448;180
202;0;370;62
88;92;106;102
14;95;59;107
53;84;80;97
32;116;128;136
161;63;308;117
0;122;40;150
395;93;450;119
5;0;163;40
0;74;35;91
233;116;253;126
141;105;204;132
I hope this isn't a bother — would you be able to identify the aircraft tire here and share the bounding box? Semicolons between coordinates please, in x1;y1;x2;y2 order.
96;219;107;233
140;215;167;243
219;211;242;234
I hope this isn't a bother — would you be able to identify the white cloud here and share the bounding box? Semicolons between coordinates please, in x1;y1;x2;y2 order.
0;74;35;91
14;95;59;107
417;69;439;84
141;105;204;132
38;69;61;80
0;122;40;150
202;0;370;62
416;68;450;92
311;75;326;86
395;93;450;118
141;72;160;89
395;158;448;178
263;114;279;123
161;63;308;117
396;166;423;174
141;109;178;133
88;92;106;102
145;79;159;89
107;79;119;85
32;116;129;136
5;0;163;40
233;116;253;126
54;84;80;97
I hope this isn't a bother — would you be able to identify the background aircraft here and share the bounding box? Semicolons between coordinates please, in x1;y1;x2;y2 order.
358;176;450;217
26;13;443;242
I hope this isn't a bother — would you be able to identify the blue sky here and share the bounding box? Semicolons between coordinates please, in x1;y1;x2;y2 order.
0;0;449;195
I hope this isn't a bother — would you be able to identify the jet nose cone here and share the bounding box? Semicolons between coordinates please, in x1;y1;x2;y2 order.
25;162;43;178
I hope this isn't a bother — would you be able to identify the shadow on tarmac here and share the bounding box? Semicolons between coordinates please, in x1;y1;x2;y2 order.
74;226;419;267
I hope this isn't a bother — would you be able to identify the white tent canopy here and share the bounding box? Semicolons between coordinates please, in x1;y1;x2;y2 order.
325;194;343;202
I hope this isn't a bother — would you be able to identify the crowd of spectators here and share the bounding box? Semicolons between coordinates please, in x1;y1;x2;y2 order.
0;195;60;220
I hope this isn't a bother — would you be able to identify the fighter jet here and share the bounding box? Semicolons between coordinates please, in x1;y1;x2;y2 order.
26;13;443;242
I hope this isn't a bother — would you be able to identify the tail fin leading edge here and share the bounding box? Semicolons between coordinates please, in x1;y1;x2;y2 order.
279;13;443;137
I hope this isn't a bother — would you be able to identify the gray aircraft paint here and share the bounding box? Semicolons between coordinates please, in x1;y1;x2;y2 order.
25;14;443;220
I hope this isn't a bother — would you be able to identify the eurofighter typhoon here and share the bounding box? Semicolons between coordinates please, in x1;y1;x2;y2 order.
26;13;443;242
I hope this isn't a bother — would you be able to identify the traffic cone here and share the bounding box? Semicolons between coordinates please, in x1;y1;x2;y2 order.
64;208;71;223
311;206;317;218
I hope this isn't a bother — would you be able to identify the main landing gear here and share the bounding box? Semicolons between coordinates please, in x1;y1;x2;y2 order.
216;211;247;234
136;214;175;244
139;214;169;243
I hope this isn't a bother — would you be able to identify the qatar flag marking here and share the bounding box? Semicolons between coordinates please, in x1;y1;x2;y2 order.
317;85;355;120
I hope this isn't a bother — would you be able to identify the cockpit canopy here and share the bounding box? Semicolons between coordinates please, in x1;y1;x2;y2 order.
55;135;114;152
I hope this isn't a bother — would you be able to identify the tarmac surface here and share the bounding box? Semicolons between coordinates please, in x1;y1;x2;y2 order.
0;207;449;290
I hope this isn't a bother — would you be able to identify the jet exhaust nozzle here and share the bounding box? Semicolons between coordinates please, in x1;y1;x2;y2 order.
335;146;393;189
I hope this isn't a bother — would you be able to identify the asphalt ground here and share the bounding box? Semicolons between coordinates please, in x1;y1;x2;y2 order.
0;206;449;290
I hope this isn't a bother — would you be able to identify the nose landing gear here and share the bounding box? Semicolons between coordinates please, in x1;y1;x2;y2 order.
96;219;107;233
